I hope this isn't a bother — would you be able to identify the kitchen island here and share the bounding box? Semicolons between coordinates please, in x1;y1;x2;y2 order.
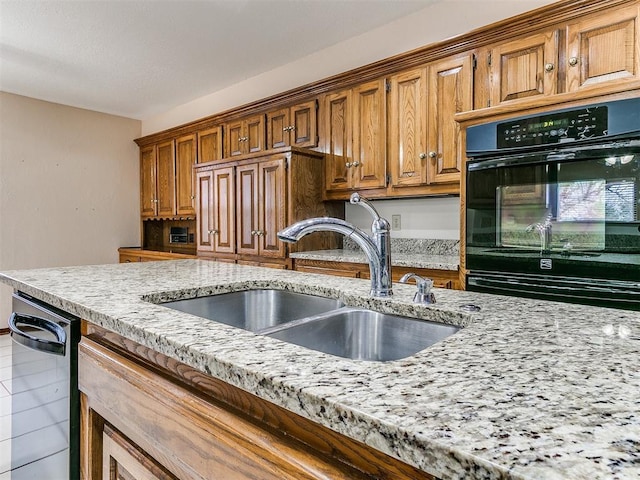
1;260;639;479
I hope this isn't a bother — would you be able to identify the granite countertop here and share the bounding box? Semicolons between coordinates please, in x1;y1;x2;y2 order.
289;249;460;271
1;260;639;479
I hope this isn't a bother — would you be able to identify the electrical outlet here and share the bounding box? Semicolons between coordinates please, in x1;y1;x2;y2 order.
391;214;401;230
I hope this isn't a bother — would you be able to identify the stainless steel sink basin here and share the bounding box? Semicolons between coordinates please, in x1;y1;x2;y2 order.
265;308;460;362
160;289;343;332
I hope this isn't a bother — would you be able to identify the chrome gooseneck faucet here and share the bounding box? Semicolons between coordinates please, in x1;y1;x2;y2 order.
277;192;393;297
526;213;553;255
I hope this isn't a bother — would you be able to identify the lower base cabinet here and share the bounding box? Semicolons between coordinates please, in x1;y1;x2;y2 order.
79;323;436;480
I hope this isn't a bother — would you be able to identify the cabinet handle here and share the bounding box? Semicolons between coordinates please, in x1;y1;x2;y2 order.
419;153;427;160
428;151;437;159
545;63;555;72
569;57;579;67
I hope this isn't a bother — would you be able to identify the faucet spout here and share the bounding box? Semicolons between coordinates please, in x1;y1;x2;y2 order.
278;195;393;297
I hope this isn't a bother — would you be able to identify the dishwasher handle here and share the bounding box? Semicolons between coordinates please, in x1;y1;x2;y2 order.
9;312;66;356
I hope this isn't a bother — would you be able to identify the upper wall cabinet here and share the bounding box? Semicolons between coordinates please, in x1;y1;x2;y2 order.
484;3;640;108
388;53;473;194
266;100;318;150
140;140;176;219
565;4;640;92
224;114;265;157
175;134;197;216
323;79;386;199
197;126;223;163
489;30;559;106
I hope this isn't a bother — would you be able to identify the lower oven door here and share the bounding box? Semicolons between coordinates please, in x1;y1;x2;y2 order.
467;272;640;311
8;293;80;480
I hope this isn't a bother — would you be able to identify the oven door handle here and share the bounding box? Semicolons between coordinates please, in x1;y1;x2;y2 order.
8;312;66;356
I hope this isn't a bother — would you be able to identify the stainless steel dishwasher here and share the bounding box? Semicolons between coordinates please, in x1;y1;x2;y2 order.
8;291;80;480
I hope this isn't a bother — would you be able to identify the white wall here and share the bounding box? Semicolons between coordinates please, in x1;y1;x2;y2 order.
140;0;555;241
0;92;141;327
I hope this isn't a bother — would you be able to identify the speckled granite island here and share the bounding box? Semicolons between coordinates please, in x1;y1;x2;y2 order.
1;260;639;479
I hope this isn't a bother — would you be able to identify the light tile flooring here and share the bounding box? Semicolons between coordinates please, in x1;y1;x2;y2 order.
1;333;14;480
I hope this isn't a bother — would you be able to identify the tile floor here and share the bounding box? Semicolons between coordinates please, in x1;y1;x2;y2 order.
1;333;13;480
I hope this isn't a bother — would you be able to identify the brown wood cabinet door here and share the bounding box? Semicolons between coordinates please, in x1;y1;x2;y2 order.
225;120;244;157
236;163;259;256
352;79;387;190
195;170;214;253
489;30;558;105
212;166;235;254
323;90;352;192
140;145;157;218
258;159;285;258
290;100;317;148
156;140;176;217
566;4;640;91
267;108;290;149
175;134;196;216
388;68;428;188
427;54;473;185
198;126;223;163
245;114;265;155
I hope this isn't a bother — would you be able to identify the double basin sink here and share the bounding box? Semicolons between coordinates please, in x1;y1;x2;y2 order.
160;289;460;362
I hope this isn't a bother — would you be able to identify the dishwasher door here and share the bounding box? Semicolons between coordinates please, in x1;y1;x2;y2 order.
8;292;80;480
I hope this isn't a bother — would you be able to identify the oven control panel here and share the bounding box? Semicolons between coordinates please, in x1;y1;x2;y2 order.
497;106;608;148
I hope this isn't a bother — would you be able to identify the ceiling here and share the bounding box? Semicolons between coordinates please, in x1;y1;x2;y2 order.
0;0;436;120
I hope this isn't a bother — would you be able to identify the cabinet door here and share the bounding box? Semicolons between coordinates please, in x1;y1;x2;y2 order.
195;170;214;253
566;4;640;91
245;114;265;155
225;120;244;157
258;159;285;258
140;145;157;218
489;30;558;105
102;425;177;480
267;108;290;149
352;79;387;190
212;166;235;255
388;68;428;187
427;54;473;185
290;100;317;148
175;134;197;216
198;126;223;163
236;164;259;256
155;140;176;217
323;90;352;191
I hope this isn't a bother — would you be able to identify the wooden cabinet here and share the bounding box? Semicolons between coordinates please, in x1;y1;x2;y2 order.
266;100;317;150
236;159;286;258
566;4;640;92
388;54;472;194
484;3;640;108
323;79;386;198
118;248;196;263
488;30;559;106
225;114;265;157
175;134;197;216
195;166;235;255
80;327;434;480
197;125;223;163
195;148;343;263
140;141;177;219
140;138;196;219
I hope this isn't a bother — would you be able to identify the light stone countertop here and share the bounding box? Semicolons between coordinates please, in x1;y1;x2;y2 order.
289;249;460;271
1;260;639;480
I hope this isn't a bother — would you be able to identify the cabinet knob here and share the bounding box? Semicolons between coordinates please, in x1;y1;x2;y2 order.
257;230;264;236
545;63;555;72
428;151;437;159
282;127;289;132
569;57;579;67
251;230;256;235
345;162;352;168
211;229;219;235
352;161;360;167
419;152;427;160
190;195;196;200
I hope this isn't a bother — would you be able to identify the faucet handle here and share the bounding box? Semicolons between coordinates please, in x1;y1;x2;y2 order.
399;273;435;304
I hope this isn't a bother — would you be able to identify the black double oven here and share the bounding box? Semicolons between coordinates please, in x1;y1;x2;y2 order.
465;97;640;311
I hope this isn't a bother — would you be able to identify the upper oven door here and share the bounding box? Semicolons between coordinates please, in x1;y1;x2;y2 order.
465;140;640;282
